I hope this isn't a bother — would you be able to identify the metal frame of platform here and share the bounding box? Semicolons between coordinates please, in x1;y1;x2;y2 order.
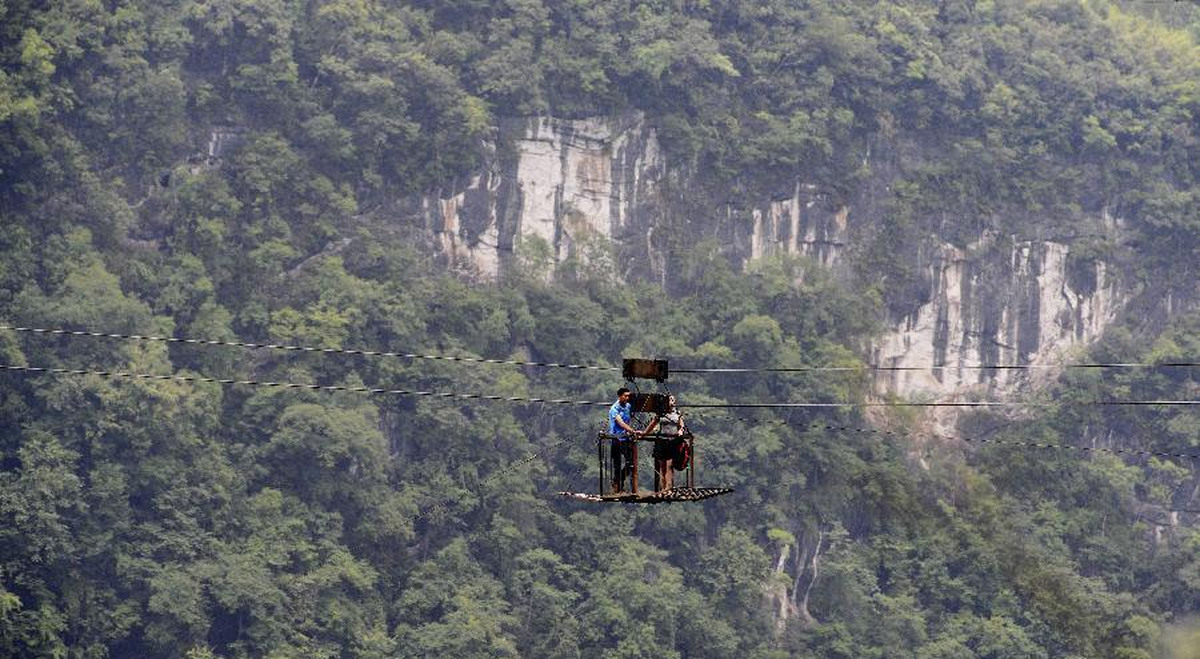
568;359;732;505
559;487;735;504
598;432;697;495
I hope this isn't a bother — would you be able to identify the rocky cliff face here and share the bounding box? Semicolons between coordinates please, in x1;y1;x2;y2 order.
871;237;1123;398
418;114;667;280
410;114;1131;400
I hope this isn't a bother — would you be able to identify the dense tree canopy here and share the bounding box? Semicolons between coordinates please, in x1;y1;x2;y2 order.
0;0;1197;657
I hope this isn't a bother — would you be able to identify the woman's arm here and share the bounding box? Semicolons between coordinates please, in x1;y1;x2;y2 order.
643;416;660;436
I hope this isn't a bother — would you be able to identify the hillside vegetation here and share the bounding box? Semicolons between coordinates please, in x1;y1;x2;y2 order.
1;0;1198;657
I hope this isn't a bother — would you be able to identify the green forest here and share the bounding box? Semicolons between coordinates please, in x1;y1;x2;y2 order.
1;0;1198;657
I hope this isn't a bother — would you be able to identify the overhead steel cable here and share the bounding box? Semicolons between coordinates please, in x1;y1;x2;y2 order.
0;364;609;407
1;363;1197;409
680;400;1200;408
3;324;1196;374
683;412;1200;461
673;362;1200;373
5;363;1195;525
0;324;619;372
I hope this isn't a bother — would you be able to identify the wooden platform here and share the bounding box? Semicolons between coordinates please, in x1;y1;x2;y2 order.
558;487;734;504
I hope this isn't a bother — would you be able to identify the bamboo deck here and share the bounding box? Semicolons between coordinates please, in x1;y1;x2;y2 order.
558;487;734;504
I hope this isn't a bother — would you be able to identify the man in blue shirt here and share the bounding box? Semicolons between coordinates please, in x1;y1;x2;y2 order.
608;387;639;493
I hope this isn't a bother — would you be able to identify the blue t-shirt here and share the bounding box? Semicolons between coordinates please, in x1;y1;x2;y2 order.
608;401;632;439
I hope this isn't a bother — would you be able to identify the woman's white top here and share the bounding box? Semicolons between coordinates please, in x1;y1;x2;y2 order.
660;411;684;434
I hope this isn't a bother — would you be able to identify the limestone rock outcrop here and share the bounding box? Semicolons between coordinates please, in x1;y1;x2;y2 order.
411;113;1134;401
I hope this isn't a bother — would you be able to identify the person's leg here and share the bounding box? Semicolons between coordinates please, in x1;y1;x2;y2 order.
662;457;673;490
657;456;672;492
610;439;624;493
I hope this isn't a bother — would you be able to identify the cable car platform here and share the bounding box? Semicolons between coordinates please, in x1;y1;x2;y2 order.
558;487;734;504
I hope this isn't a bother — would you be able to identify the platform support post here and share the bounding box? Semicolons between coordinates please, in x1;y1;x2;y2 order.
598;435;605;495
688;437;695;489
631;441;639;495
653;440;660;493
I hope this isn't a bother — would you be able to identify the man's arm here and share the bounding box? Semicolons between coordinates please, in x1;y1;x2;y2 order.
614;410;643;436
616;414;640;436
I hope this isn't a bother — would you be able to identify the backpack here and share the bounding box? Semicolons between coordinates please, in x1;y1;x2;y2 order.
673;439;691;471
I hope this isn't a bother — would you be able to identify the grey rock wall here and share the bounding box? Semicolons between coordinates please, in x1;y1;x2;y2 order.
417;114;666;280
409;114;1132;401
871;237;1123;398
